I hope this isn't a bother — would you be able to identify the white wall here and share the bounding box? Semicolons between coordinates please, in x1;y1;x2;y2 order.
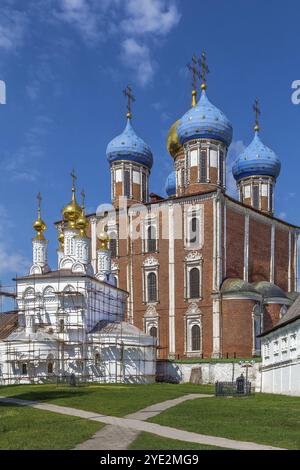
157;360;262;392
261;318;300;396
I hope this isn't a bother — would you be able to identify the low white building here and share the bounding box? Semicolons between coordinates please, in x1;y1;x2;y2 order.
260;295;300;396
0;185;156;385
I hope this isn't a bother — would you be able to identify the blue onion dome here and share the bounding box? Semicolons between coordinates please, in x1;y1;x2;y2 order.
165;171;176;197
232;131;281;182
106;118;153;170
177;90;233;147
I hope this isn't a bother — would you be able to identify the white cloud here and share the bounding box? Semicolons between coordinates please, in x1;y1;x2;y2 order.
56;0;102;43
121;0;181;36
278;211;287;220
226;140;246;198
121;38;154;86
55;0;181;85
0;7;27;51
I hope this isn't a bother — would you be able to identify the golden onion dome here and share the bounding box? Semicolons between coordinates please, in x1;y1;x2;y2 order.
62;176;82;228
58;230;64;249
76;213;89;237
166;119;183;158
33;217;46;240
33;193;46;240
98;231;110;251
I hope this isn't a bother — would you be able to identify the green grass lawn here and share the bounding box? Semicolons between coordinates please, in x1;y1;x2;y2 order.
149;394;300;450
129;432;227;450
0;383;214;417
0;403;102;450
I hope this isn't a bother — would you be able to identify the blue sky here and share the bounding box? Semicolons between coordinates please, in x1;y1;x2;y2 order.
0;0;300;290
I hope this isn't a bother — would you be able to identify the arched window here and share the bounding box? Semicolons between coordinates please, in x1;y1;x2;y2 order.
252;185;259;209
189;215;199;244
189;268;200;299
59;319;65;333
110;237;117;258
22;363;27;375
269;185;273;212
124;170;130;198
149;326;157;338
147;272;157;302
94;353;100;367
47;362;53;374
141;173;147;201
219;151;224;184
191;325;201;351
200;150;207;182
147;225;157;253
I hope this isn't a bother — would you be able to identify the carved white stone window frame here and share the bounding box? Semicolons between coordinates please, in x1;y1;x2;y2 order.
184;252;203;301
184;302;203;356
142;214;159;254
143;256;159;304
184;204;204;250
111;261;119;287
144;304;159;346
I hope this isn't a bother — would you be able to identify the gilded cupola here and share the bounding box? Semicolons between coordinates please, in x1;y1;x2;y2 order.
62;170;82;229
76;189;89;237
33;192;46;240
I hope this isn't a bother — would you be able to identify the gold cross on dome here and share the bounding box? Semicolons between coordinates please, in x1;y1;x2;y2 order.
187;54;200;92
123;85;135;119
253;98;261;132
200;51;209;89
81;189;85;209
70;168;77;190
37;192;42;216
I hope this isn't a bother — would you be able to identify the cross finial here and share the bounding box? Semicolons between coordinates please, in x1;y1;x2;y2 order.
70;168;77;192
81;189;85;210
37;192;42;218
253;98;260;132
200;50;209;90
187;54;200;106
123;85;135;119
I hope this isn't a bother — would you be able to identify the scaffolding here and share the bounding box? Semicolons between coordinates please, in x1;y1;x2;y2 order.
0;275;157;386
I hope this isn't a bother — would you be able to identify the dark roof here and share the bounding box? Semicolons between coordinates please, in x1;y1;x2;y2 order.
254;281;287;299
260;295;300;337
0;312;18;340
221;278;258;295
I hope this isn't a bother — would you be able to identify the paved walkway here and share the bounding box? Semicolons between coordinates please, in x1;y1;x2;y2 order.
76;394;211;450
0;396;284;451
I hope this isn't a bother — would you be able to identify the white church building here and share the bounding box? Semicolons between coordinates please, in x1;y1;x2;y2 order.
260;294;300;396
0;183;156;385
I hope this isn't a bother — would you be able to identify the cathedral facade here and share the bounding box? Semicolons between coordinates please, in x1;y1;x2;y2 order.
85;67;299;360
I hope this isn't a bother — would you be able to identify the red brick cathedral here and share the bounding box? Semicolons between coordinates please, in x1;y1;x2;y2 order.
87;65;299;360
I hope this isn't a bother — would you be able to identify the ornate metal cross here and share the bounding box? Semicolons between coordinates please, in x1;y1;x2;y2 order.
70;168;77;190
187;54;200;91
123;85;135;119
81;189;85;209
253;98;261;131
37;192;42;216
200;51;209;88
